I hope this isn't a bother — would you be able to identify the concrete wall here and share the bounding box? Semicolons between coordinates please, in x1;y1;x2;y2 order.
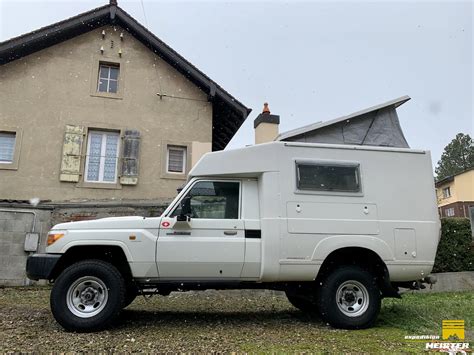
0;202;169;285
0;208;52;286
0;25;212;202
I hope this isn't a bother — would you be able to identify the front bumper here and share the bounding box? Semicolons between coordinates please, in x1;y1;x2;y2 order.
26;254;61;280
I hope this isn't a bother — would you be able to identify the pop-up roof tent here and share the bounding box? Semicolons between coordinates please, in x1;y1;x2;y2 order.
277;96;410;148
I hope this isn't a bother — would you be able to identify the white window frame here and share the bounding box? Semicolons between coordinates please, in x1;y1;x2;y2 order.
445;207;455;217
97;64;119;93
84;130;120;184
166;145;187;174
295;160;362;194
442;187;451;199
0;131;16;164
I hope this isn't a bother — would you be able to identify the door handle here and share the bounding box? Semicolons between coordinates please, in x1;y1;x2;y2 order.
224;231;237;236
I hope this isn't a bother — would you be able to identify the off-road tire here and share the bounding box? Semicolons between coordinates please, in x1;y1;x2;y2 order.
50;259;126;332
316;266;381;329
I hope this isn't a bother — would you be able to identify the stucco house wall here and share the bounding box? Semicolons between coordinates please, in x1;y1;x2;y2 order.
0;25;212;202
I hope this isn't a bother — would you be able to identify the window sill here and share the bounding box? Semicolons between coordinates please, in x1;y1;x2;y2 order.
90;92;123;100
294;189;364;197
0;163;18;170
77;181;123;190
160;172;187;180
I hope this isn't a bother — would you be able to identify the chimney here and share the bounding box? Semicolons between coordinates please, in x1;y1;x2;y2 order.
254;102;280;144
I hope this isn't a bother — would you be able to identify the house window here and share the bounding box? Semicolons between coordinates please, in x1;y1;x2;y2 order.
296;162;361;192
167;146;186;173
445;207;455;217
0;132;16;163
85;130;120;183
442;187;451;199
97;63;119;93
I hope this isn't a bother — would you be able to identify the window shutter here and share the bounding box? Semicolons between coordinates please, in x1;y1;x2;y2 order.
120;130;140;185
59;125;85;182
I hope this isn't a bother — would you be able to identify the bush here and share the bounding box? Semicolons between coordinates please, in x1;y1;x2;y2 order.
432;218;474;273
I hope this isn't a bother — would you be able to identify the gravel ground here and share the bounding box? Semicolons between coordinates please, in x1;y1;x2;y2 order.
0;287;472;352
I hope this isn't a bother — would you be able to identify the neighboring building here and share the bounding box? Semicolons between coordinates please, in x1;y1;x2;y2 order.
0;1;250;285
435;169;474;218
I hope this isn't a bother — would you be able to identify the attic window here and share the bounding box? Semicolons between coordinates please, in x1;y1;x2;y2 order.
97;63;120;93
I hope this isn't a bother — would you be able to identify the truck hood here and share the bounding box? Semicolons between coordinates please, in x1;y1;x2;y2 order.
52;216;161;230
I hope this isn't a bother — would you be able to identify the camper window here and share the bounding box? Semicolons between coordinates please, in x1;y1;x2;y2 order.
296;162;360;192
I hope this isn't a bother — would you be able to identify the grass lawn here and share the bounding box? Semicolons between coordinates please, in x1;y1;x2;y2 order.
0;287;472;352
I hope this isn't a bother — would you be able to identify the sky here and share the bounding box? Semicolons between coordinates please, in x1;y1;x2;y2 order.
0;0;472;170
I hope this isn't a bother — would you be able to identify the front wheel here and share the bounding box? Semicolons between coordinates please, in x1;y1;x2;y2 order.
50;260;126;332
317;266;381;329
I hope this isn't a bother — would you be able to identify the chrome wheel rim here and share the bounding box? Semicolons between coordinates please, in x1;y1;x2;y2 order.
66;276;108;318
336;280;369;317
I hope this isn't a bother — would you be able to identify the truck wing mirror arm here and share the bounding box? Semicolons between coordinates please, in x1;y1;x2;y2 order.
177;196;192;222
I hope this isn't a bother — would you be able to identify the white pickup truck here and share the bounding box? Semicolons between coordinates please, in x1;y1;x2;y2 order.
27;141;440;332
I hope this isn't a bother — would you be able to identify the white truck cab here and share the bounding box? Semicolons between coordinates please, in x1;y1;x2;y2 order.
27;141;440;332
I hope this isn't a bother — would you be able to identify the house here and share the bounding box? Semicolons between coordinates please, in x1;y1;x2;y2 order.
435;169;474;218
0;0;250;202
0;0;250;285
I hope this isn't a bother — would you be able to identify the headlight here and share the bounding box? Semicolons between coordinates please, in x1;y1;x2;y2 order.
47;232;65;246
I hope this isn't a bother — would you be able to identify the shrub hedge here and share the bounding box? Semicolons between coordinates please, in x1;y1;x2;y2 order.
432;218;474;273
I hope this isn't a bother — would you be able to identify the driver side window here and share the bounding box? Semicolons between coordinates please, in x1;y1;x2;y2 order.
171;181;240;219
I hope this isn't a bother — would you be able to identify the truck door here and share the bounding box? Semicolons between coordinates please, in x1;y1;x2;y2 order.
156;180;245;279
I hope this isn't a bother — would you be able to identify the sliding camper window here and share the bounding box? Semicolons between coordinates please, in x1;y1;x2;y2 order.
296;162;361;192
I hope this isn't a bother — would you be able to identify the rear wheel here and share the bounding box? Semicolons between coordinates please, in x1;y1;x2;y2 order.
317;266;381;329
51;259;126;332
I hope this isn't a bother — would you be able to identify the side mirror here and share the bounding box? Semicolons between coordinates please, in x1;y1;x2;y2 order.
177;196;191;222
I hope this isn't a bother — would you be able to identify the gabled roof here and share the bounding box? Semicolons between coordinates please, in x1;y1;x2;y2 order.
435;167;474;187
277;95;410;141
0;3;251;150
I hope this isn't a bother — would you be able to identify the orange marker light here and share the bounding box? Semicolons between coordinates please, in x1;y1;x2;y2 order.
47;233;64;246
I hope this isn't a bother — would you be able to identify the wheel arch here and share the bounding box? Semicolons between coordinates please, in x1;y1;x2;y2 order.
50;245;133;282
316;246;399;298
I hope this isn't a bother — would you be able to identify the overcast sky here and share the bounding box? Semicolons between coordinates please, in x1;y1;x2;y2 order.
1;0;472;169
